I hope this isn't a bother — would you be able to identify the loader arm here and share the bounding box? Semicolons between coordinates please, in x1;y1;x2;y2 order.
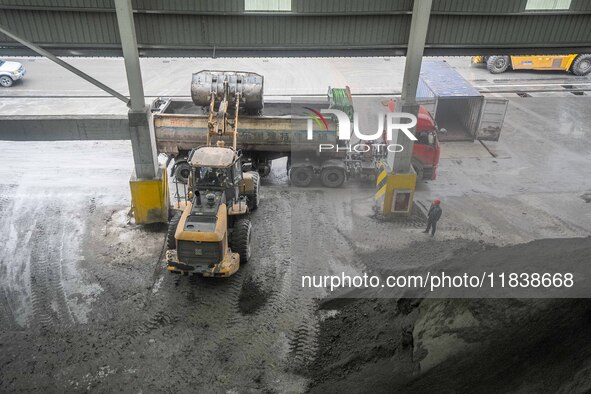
206;77;240;150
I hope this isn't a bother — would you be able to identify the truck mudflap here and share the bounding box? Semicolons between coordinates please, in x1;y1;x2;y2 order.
422;165;435;181
411;158;436;181
166;250;240;277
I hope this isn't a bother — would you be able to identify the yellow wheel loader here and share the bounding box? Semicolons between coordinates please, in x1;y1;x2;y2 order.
165;71;261;277
471;54;591;76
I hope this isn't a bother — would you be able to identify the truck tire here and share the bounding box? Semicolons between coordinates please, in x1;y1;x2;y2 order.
290;167;313;187
487;56;510;74
166;211;182;250
230;218;251;263
247;172;260;211
173;161;191;184
571;54;591;76
320;167;345;188
0;75;14;87
257;163;271;177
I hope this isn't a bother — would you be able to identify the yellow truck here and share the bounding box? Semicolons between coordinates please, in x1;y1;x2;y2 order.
472;54;591;76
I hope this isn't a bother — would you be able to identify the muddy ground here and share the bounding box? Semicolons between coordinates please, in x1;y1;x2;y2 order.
2;185;590;393
0;132;590;393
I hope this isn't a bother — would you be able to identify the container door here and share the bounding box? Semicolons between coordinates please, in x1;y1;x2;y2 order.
476;98;508;141
416;98;438;120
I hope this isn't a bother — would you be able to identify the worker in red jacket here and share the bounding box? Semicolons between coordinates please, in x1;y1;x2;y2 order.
423;198;442;237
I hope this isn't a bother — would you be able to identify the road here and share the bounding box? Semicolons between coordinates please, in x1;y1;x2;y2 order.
0;56;589;116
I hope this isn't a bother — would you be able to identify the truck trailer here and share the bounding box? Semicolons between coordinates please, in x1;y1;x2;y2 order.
417;61;509;142
152;71;441;188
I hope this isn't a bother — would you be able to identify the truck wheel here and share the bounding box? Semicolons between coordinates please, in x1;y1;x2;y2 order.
247;172;260;211
257;163;271;177
166;211;182;250
487;56;510;74
173;161;191;184
320;167;345;188
0;76;14;87
290;167;313;187
230;218;251;263
571;54;591;76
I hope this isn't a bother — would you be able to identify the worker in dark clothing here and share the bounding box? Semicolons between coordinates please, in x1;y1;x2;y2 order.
423;198;442;237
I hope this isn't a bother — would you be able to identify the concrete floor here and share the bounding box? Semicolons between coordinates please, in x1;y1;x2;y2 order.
419;96;591;244
0;56;590;391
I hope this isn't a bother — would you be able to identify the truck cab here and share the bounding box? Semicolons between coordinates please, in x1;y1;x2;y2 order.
412;105;441;181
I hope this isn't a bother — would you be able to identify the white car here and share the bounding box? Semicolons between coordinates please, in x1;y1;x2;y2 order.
0;59;26;87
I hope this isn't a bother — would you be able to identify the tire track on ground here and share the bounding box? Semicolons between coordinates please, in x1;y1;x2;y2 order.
0;184;18;330
27;204;74;329
130;186;337;391
196;188;300;388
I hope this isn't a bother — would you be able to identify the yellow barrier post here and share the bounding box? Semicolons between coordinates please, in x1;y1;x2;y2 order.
374;161;417;216
129;165;170;224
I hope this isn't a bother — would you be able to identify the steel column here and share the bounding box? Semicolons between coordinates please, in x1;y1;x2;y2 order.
114;0;145;112
388;0;433;172
114;0;157;179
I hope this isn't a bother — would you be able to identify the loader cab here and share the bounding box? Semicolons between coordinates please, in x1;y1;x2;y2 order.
194;166;232;188
189;146;242;204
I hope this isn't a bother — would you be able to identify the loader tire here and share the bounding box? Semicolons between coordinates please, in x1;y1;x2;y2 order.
230;218;252;263
290;166;313;187
247;172;260;211
167;211;181;250
487;56;510;74
571;54;591;76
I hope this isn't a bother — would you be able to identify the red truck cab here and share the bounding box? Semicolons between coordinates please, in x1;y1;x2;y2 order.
412;105;441;180
384;101;440;181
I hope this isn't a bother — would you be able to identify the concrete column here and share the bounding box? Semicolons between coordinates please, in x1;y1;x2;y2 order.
388;0;433;172
115;0;157;179
128;108;159;179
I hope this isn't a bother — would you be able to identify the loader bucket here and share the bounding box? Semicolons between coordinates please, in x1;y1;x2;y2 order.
191;70;264;111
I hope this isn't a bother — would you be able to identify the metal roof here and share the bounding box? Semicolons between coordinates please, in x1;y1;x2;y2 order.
190;147;236;168
0;0;590;57
418;61;480;98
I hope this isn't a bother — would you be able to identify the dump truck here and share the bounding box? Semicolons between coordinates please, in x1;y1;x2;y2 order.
153;74;442;188
165;71;260;277
472;54;591;76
